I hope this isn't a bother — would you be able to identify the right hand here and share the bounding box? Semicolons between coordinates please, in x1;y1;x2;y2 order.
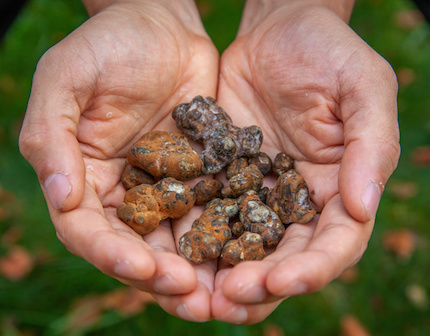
211;0;400;324
19;0;219;322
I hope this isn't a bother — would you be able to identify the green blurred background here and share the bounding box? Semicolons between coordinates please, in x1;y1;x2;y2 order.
1;0;430;335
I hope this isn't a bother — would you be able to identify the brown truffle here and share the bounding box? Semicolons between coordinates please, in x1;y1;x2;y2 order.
237;191;285;247
231;220;246;238
221;232;266;265
152;178;196;219
266;169;316;225
121;160;155;190
193;179;224;205
248;152;273;176
179;198;239;264
127;130;202;181
117;178;195;235
273;153;294;176
172;96;263;174
222;164;264;198
226;157;249;180
257;186;270;204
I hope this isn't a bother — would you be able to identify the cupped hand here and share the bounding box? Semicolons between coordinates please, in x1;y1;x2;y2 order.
212;1;400;324
19;0;219;322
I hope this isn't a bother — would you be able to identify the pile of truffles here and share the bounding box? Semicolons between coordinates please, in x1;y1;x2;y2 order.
117;96;316;265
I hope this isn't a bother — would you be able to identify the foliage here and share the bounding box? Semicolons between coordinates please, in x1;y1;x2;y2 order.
1;0;430;335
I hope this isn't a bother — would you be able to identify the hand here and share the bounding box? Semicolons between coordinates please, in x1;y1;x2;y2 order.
212;0;400;324
19;0;219;322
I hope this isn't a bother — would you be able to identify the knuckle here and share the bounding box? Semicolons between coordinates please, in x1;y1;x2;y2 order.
18;128;48;162
371;53;398;92
55;227;76;256
379;139;401;175
389;141;401;170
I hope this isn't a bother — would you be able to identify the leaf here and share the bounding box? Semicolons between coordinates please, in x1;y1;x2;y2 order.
62;287;156;333
65;296;103;333
385;180;418;200
338;266;359;284
406;283;428;309
0;185;21;220
411;145;430;166
1;227;23;246
0;205;9;221
0;74;18;96
396;9;424;29
341;315;371;336
196;1;214;19
382;229;417;259
0;246;35;281
101;287;155;317
263;324;284;336
396;68;415;87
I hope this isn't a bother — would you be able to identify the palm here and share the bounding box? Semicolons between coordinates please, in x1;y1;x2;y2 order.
218;12;354;211
21;2;219;321
212;7;398;324
73;5;216;200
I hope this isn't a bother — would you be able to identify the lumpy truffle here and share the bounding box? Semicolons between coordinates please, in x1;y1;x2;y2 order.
172;96;263;174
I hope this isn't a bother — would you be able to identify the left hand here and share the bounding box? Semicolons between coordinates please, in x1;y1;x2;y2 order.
19;0;220;321
211;0;400;324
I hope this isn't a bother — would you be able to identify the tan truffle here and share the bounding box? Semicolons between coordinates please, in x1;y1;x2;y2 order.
193;179;224;205
273;153;294;176
221;232;266;265
127;130;202;181
179;198;239;264
222;164;264;198
121;160;155;190
237;191;285;247
266;169;316;225
117;178;195;235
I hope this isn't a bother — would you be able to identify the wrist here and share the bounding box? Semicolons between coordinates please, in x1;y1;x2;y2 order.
81;0;202;23
241;0;355;31
82;0;205;36
81;0;114;16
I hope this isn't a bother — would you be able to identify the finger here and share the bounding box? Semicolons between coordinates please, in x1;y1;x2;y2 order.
116;219;198;295
219;219;316;304
155;204;218;322
212;269;283;325
294;161;339;212
158;199;218;321
19;50;86;211
154;281;213;322
266;194;373;297
339;55;400;222
171;203;219;284
85;159;199;296
51;182;156;282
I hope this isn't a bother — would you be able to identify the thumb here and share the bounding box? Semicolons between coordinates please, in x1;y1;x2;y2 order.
339;61;400;223
19;64;86;211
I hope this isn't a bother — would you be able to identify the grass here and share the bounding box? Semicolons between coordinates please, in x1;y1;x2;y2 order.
1;0;430;335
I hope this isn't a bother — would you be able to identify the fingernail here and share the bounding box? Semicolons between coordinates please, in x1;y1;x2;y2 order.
362;182;382;219
236;283;266;302
114;259;141;280
285;281;308;296
44;173;71;210
221;305;248;324
153;274;181;294
176;304;207;322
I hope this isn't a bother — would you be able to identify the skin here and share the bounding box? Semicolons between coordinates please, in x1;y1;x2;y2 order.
212;0;400;324
19;0;219;322
19;0;400;325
